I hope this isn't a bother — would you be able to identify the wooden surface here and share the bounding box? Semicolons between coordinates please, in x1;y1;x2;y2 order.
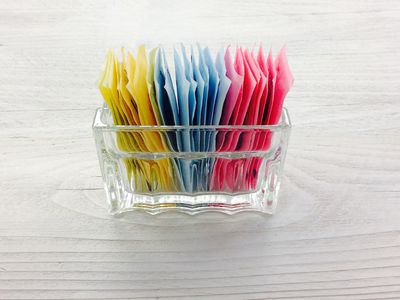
1;0;400;299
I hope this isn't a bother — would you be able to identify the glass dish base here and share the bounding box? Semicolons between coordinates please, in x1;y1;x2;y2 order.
105;184;281;216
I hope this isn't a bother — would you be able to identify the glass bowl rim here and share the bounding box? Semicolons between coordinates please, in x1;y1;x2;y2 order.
93;106;291;131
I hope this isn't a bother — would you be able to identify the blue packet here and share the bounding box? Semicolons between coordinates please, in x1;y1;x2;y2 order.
180;44;198;161
197;44;209;133
154;49;181;152
191;46;205;152
174;48;190;128
191;46;205;128
153;48;184;191
188;47;206;191
161;49;180;128
154;49;175;126
212;47;231;125
197;45;210;155
181;45;204;191
209;48;232;151
180;44;197;126
196;45;211;190
174;48;194;192
203;47;220;126
201;47;221;190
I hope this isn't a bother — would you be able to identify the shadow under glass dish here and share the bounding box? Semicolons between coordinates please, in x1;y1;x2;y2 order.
92;107;291;215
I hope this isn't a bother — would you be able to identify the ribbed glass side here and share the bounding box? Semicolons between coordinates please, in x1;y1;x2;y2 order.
93;107;291;215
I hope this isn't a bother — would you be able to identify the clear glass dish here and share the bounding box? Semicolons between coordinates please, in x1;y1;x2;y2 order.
92;107;291;215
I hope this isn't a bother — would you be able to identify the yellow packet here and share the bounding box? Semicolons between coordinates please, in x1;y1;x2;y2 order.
126;45;156;125
146;48;163;125
99;48;180;193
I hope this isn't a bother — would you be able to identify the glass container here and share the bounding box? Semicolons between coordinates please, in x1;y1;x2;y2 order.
92;106;291;215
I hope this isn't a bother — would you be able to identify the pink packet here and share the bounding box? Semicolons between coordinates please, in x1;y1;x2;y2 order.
260;49;277;152
268;46;294;125
230;48;256;126
210;158;232;191
243;48;263;126
218;48;245;152
215;47;244;151
213;46;294;192
262;47;293;151
252;47;293;188
219;47;244;125
256;44;269;125
242;46;267;189
235;49;263;152
226;48;257;154
232;47;245;123
263;49;277;125
221;49;257;191
212;48;247;191
254;44;269;150
244;48;269;155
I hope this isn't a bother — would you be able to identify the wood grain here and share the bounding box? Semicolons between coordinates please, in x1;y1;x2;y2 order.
0;0;400;299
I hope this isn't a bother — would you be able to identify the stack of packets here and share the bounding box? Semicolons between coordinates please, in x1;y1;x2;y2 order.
98;44;293;194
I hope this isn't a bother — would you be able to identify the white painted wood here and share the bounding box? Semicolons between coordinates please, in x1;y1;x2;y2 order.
0;0;400;299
